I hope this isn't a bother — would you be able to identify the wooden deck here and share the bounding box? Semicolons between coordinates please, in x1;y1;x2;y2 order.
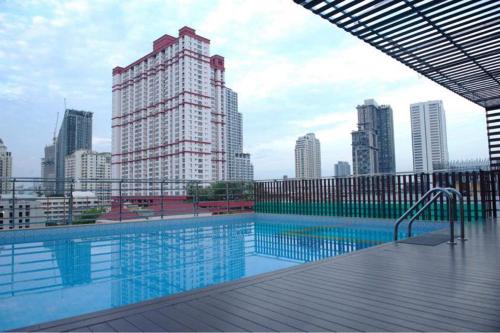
19;219;500;332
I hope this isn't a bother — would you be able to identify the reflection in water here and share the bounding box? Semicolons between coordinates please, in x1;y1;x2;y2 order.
0;218;443;330
110;224;249;307
44;240;92;286
255;224;391;261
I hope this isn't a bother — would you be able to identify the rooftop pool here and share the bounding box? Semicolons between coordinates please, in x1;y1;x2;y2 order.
0;214;447;330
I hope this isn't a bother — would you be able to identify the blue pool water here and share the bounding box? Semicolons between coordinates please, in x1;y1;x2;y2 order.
0;214;446;330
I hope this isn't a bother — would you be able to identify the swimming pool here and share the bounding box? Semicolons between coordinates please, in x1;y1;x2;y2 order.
0;214;446;330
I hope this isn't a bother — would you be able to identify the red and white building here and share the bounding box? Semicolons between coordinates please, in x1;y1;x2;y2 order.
112;27;226;195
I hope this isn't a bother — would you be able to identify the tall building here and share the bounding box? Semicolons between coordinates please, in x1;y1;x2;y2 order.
295;133;321;179
352;99;395;175
65;150;111;201
0;138;12;194
410;100;449;173
55;109;93;194
41;143;56;195
112;27;227;195
334;161;351;177
226;88;253;181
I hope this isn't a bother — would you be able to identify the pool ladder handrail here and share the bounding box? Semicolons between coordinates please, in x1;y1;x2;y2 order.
394;187;465;244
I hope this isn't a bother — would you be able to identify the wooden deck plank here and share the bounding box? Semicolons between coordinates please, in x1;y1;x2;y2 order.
155;303;219;332
190;297;272;332
16;219;500;332
287;266;500;322
88;322;117;332
271;274;495;331
210;292;333;332
172;302;247;331
254;280;441;332
199;295;300;331
121;314;164;332
106;319;140;332
139;309;193;332
229;287;384;331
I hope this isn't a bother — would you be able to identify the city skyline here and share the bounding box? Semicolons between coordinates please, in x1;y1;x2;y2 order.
0;0;489;179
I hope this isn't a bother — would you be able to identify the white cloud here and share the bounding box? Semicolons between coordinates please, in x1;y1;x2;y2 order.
93;136;111;152
0;0;490;179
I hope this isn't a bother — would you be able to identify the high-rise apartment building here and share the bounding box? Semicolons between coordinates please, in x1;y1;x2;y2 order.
410;100;449;173
0;138;12;194
352;99;396;175
334;161;351;177
112;27;227;195
226;88;253;181
65;150;111;201
295;133;321;179
55;109;93;194
41;143;56;195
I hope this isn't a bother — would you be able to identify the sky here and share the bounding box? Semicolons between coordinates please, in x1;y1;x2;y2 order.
0;0;489;179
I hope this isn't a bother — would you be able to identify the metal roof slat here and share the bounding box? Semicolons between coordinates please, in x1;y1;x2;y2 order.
392;18;500;57
373;2;499;52
333;0;401;26
321;0;364;19
355;0;454;38
293;0;500;107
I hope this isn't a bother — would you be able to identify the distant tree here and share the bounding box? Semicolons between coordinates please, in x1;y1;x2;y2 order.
187;181;254;201
74;207;106;224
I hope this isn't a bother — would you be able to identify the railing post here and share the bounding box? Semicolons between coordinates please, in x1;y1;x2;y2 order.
11;178;16;229
448;192;456;245
194;182;199;216
119;180;123;222
67;179;74;225
226;182;230;214
160;180;164;219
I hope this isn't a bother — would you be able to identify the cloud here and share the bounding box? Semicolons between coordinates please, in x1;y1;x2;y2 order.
92;136;111;152
0;0;490;179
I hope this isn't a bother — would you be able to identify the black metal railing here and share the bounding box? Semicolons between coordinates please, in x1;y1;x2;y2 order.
0;178;254;230
254;170;500;222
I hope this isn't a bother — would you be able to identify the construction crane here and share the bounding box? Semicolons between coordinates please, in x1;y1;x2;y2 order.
52;111;59;144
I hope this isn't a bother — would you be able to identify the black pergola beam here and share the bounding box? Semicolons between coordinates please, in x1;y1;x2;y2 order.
294;0;500;109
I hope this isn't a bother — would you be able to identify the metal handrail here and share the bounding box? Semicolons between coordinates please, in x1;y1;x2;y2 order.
394;187;449;240
394;187;457;244
445;187;466;241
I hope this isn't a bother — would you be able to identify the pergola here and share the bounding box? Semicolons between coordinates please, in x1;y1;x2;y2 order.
293;0;500;167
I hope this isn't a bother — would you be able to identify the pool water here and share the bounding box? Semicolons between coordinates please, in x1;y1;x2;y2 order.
0;214;445;330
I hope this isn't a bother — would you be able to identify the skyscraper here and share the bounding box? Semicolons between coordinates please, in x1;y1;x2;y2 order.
41;143;56;194
410;100;449;173
55;109;93;194
295;133;321;179
0;138;12;194
334;161;351;177
112;27;227;195
352;99;395;175
226;88;253;180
